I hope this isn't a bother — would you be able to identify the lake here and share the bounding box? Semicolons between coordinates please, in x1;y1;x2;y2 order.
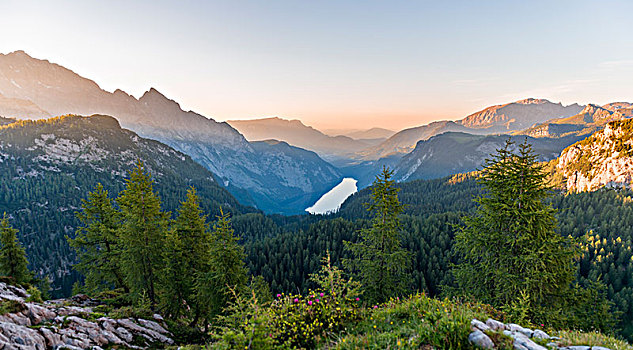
306;178;358;215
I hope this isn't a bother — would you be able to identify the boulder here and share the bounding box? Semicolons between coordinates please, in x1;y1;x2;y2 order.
471;319;491;332
0;321;47;349
468;330;494;349
485;318;505;331
532;329;550;340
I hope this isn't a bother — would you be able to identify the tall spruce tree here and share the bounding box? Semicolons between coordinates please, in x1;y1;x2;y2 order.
194;208;248;327
343;166;411;304
453;139;577;319
69;183;127;293
161;187;212;320
117;161;169;305
0;213;31;285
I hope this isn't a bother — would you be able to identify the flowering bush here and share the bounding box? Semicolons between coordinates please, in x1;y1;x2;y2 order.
270;291;361;348
210;288;361;349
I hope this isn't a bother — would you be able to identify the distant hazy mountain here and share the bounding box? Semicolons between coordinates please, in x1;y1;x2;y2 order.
0;50;341;214
358;121;473;160
517;103;633;138
227;117;372;160
344;127;395;140
360;98;584;160
0;115;252;295
391;132;585;183
554;118;633;192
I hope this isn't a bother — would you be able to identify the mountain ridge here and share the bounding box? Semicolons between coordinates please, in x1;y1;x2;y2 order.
0;50;341;214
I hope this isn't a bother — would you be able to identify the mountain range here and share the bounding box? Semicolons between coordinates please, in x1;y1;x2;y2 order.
227;117;380;162
2;50;633;215
0;50;340;214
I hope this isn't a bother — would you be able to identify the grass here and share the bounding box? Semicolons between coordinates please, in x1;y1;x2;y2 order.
557;330;633;350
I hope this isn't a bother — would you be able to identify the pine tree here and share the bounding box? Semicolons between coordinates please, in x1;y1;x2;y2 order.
343;166;411;304
117;160;169;306
453;139;577;320
0;213;31;285
161;187;212;320
69;183;127;293
194;208;248;327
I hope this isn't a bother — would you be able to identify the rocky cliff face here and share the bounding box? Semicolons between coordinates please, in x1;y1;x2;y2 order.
0;282;173;349
556;119;633;192
0;50;340;214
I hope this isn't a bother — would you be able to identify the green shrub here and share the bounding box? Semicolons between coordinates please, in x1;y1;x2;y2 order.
109;306;153;320
25;286;43;303
0;299;26;315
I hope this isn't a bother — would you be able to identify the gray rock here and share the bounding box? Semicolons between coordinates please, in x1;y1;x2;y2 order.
0;321;47;349
513;335;548;350
117;318;173;345
468;330;494;349
486;318;506;331
24;303;56;324
471;319;491;332
564;347;591;350
38;327;62;348
591;347;613;350
532;329;550;340
137;318;169;335
115;326;133;343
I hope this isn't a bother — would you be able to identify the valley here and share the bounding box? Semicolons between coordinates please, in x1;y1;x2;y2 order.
1;51;633;348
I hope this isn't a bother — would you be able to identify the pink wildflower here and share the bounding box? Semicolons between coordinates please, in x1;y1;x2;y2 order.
276;294;281;298
308;301;313;305
294;298;299;303
373;305;378;309
316;299;320;303
319;293;324;297
355;297;360;301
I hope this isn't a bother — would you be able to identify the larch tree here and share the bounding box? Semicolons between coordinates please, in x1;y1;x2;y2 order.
453;139;577;320
194;208;248;327
69;183;127;293
343;166;411;304
0;213;31;285
117;160;169;306
161;187;212;321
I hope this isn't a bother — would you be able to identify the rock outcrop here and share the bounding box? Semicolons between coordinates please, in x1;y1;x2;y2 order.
556;119;633;192
0;282;173;349
469;318;613;350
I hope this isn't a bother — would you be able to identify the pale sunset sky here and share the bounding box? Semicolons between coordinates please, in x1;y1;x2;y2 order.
1;0;632;130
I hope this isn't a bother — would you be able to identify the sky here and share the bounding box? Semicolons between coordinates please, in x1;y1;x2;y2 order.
0;0;632;131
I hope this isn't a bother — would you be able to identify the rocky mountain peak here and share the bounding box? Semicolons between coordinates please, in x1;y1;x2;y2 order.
556;119;633;192
515;98;550;105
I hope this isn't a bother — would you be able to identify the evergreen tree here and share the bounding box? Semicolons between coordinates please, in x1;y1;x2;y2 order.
0;213;31;284
194;208;248;327
343;166;411;304
453;139;577;320
161;187;212;320
69;183;127;293
117;161;169;306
